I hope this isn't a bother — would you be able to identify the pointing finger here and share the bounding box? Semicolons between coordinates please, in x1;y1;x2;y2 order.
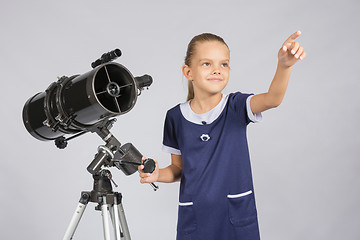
283;30;301;45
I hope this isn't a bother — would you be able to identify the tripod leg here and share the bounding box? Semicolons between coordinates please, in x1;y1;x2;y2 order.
63;193;90;240
109;204;122;240
101;196;112;240
114;193;131;240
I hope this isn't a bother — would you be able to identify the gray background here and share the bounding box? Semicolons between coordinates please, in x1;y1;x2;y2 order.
1;0;359;239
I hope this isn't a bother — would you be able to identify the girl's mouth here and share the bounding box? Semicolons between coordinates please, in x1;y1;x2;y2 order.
208;78;222;81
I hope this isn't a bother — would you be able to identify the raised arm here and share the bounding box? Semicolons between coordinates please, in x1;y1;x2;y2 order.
250;31;307;114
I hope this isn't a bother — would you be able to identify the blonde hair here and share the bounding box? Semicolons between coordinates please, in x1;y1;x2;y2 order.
184;33;229;101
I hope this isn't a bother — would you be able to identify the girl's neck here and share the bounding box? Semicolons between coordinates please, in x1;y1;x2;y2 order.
190;93;223;114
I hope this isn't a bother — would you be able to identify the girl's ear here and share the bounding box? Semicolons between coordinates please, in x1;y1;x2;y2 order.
182;65;192;80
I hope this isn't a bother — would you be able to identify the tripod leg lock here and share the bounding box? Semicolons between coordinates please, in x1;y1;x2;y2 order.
114;192;122;204
79;192;91;205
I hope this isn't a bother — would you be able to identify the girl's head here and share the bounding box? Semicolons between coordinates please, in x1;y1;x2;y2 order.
183;33;230;101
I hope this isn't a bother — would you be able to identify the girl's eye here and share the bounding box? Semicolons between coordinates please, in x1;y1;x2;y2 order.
221;63;229;68
202;62;210;67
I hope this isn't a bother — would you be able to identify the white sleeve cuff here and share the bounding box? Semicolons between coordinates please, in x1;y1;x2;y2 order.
162;145;181;155
246;95;262;123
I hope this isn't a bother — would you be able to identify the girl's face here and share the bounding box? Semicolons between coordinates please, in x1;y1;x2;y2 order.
184;40;230;98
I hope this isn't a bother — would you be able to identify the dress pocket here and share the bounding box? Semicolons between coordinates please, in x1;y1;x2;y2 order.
227;190;257;227
177;201;197;234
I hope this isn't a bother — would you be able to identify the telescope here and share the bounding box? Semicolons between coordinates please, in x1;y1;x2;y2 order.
22;49;155;176
22;49;158;240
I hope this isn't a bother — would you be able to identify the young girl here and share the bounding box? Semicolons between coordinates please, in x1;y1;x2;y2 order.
139;31;306;240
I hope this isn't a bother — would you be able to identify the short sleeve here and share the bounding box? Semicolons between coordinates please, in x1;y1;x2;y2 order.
228;92;262;125
162;110;181;155
246;95;262;123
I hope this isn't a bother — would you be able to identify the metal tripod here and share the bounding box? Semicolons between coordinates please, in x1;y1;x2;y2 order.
63;169;131;240
61;119;158;239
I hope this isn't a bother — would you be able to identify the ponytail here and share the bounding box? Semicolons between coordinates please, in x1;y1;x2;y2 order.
187;81;194;101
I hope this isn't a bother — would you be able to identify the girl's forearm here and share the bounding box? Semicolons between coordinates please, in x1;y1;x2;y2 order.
265;62;292;108
158;165;182;183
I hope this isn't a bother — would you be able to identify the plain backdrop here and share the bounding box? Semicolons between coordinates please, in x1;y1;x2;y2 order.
1;0;359;239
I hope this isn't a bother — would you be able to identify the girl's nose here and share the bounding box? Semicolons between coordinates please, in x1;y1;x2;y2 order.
212;67;221;74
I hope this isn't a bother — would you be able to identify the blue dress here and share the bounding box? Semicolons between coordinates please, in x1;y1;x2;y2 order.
162;92;261;240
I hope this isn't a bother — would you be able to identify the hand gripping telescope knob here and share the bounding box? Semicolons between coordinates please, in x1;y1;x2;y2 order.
118;158;155;173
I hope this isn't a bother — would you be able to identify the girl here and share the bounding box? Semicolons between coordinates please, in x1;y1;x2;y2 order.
139;31;306;240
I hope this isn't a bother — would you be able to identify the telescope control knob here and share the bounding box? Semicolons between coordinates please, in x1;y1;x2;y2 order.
102;171;118;188
55;137;68;149
142;158;155;173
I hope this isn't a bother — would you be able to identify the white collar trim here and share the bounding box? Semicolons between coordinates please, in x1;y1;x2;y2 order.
179;94;229;125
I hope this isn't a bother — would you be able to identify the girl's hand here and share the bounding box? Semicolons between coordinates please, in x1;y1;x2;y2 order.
278;30;307;68
138;157;159;183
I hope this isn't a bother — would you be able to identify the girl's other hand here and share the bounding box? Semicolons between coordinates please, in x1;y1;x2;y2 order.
138;157;159;183
278;30;307;68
